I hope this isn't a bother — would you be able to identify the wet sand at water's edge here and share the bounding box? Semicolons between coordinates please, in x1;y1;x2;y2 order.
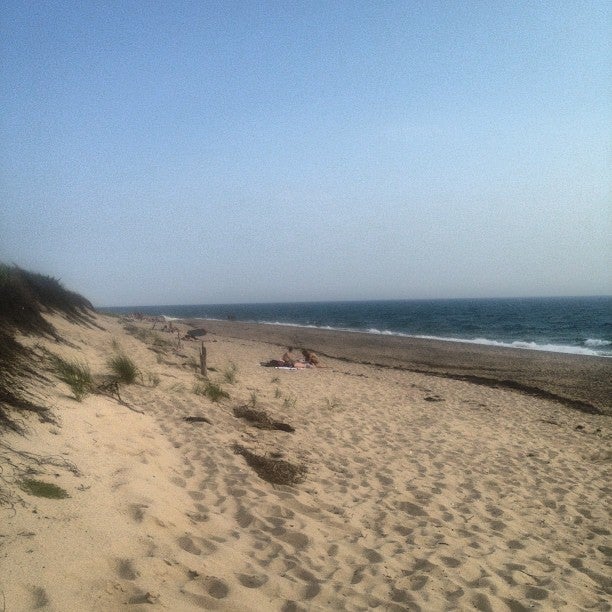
191;319;612;415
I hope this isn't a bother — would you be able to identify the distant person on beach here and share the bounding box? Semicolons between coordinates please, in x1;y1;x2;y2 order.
302;349;321;367
282;347;296;366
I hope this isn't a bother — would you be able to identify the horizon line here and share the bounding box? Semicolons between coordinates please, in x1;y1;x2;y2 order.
95;294;612;310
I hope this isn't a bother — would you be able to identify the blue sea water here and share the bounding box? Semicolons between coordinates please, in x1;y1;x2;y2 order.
103;296;612;358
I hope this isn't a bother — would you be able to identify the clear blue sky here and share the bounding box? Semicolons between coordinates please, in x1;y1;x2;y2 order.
1;1;609;306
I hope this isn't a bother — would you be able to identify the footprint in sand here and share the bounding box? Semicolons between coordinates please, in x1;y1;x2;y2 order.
278;530;309;551
30;586;49;609
236;572;269;588
397;500;428;517
129;503;149;523
235;506;254;528
184;575;230;600
203;576;229;599
116;558;138;580
177;534;218;556
169;475;187;488
177;535;201;555
363;548;384;563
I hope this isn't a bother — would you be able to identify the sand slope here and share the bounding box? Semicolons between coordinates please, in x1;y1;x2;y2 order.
0;313;609;611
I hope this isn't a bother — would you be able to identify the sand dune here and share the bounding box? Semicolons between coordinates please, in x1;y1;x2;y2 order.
0;313;609;611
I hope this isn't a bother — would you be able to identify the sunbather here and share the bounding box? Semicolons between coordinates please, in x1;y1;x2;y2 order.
302;349;321;367
281;347;297;367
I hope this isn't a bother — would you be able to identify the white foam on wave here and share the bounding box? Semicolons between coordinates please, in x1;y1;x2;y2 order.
465;338;608;356
193;317;611;357
371;333;610;356
260;320;338;331
585;338;611;348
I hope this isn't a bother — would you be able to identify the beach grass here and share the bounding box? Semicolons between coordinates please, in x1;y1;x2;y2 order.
145;371;160;387
50;355;93;401
0;263;92;336
107;354;140;384
193;381;229;402
0;263;95;430
282;395;297;410
223;361;238;384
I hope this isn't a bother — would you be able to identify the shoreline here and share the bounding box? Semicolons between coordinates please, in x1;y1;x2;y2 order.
189;318;612;416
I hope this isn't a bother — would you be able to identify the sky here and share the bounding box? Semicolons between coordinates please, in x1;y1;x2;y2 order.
1;1;610;306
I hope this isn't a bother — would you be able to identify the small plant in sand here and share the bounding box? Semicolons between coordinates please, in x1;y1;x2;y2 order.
249;391;258;407
223;362;238;384
168;382;187;393
232;444;306;486
274;387;282;399
282;395;297;410
111;337;121;351
270;376;280;384
193;381;229;402
233;405;295;432
152;334;172;349
107;354;140;384
324;397;341;410
19;478;69;499
145;371;160;387
123;324;148;342
185;355;198;371
50;355;93;401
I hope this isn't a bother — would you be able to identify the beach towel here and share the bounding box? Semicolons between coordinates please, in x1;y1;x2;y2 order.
260;360;297;370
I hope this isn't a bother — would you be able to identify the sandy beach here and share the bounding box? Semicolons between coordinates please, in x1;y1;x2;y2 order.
1;312;610;611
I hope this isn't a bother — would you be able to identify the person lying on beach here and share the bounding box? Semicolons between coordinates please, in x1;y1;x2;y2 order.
260;347;321;369
281;347;297;367
302;349;321;367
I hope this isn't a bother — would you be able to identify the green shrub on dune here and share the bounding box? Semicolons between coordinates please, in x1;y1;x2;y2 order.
0;263;94;431
0;263;93;333
50;355;93;401
107;354;140;384
193;381;229;402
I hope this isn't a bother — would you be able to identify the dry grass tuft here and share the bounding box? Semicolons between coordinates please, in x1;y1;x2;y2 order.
233;405;294;432
232;444;306;486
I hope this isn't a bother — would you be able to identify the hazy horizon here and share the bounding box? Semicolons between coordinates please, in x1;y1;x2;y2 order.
2;1;610;305
98;294;612;310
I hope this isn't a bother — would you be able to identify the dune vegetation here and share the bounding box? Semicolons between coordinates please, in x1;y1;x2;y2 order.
0;263;95;431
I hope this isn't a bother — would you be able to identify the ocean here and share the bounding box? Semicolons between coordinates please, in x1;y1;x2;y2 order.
103;296;612;358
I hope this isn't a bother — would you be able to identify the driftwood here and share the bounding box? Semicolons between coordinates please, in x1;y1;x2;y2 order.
96;377;122;402
95;378;144;414
183;416;212;424
199;343;207;377
233;405;295;432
